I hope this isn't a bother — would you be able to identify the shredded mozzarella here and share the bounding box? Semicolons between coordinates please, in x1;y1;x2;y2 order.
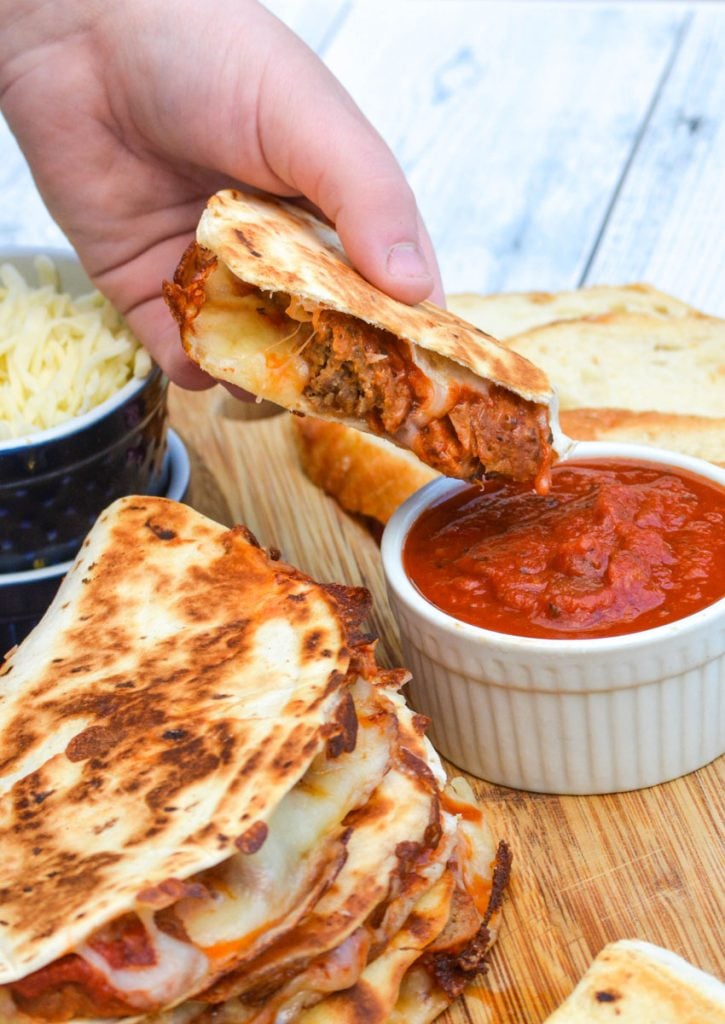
0;257;150;439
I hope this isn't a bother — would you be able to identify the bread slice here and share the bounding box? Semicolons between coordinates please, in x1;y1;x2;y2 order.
560;408;725;467
293;417;437;526
447;283;698;339
505;313;725;416
542;940;725;1023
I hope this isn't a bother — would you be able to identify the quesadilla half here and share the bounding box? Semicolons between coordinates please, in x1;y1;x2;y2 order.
163;189;569;489
0;497;509;1022
542;940;725;1023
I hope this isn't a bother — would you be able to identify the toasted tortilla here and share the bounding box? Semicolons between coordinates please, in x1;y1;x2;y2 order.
164;189;569;487
0;497;509;1023
0;496;357;985
172;676;398;977
188;678;453;1009
542;940;725;1023
296;872;457;1024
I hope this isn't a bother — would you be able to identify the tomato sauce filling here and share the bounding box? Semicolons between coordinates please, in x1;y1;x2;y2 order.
404;459;725;639
7;915;157;1019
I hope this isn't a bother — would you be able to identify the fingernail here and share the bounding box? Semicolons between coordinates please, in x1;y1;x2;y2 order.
386;242;431;280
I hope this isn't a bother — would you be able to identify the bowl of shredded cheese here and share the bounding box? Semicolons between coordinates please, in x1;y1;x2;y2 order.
0;249;169;574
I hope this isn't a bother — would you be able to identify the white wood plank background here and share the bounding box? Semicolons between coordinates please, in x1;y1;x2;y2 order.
0;1;723;315
584;4;725;315
313;2;689;295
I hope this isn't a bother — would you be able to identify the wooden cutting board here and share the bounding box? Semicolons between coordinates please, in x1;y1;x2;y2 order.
169;384;724;1023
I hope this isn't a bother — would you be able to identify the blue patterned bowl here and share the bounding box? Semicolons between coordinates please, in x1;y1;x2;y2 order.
0;429;190;652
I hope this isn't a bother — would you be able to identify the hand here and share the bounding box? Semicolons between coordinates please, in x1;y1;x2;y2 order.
0;0;443;388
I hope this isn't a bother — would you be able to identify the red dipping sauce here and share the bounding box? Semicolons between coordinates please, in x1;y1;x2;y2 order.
403;459;725;639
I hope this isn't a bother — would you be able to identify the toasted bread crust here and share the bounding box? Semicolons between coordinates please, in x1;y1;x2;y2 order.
505;312;725;416
560;408;725;466
293;406;725;525
293;417;438;525
447;283;699;338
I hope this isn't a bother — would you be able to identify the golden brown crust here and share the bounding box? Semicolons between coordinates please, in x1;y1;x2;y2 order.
447;283;699;338
0;497;358;985
560;407;725;465
164;191;565;488
292;416;438;525
542;940;725;1023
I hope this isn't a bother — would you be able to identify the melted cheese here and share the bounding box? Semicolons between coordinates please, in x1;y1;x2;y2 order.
76;913;208;1009
410;343;493;423
175;678;394;953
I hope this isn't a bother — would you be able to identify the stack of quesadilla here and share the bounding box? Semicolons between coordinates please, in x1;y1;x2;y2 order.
0;497;509;1023
163;189;569;491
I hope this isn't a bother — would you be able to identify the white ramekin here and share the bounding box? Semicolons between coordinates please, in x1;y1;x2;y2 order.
382;441;725;794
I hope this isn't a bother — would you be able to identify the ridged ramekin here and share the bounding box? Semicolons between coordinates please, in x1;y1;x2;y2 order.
382;442;725;794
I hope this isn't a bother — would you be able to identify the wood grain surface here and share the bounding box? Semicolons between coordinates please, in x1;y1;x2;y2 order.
169;384;725;1024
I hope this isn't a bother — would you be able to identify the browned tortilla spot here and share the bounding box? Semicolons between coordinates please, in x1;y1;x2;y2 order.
235;821;269;855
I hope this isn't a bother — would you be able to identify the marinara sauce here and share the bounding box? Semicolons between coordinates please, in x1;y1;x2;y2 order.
403;459;725;640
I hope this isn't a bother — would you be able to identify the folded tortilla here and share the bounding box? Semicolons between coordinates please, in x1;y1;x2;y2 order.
542;940;725;1023
164;189;569;488
0;497;509;1022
